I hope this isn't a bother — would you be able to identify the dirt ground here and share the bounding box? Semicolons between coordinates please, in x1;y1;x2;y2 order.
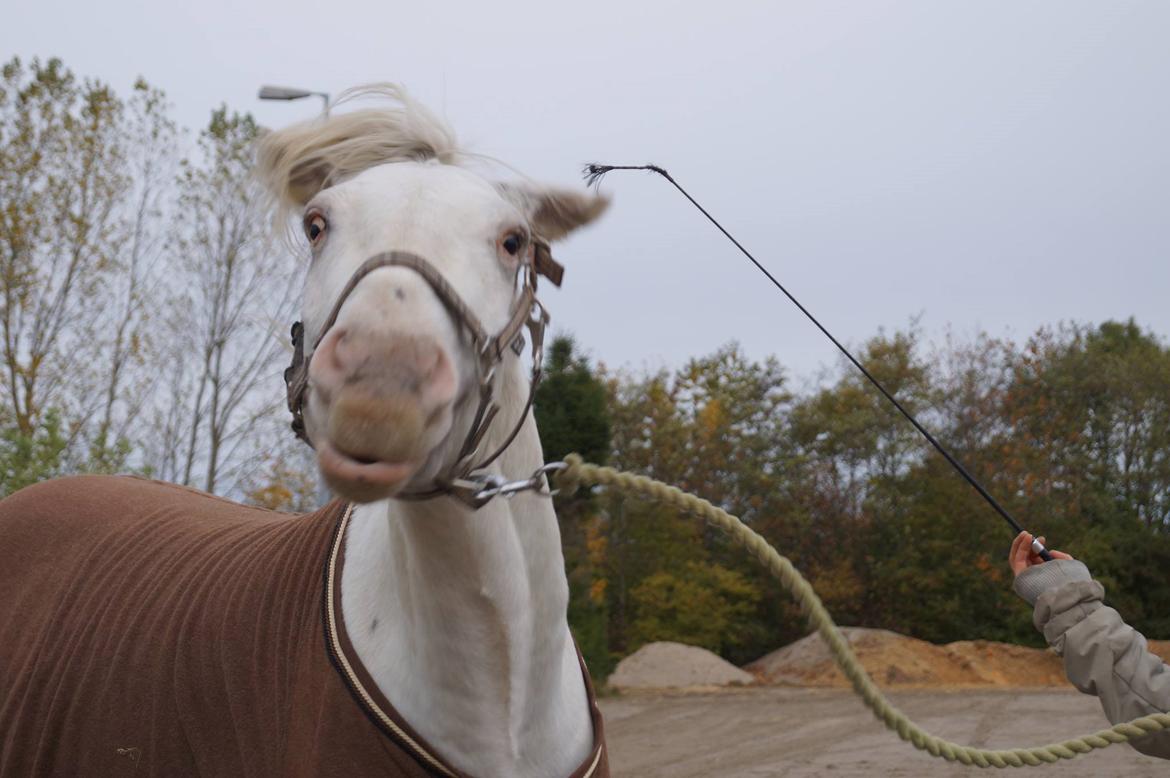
599;687;1167;777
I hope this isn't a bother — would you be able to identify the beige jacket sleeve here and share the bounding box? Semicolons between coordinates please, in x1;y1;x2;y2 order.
1014;559;1170;760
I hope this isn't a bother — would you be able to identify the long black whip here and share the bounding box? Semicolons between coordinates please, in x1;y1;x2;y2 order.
584;162;1052;561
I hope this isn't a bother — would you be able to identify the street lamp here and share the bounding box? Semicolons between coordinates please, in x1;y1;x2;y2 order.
258;85;330;116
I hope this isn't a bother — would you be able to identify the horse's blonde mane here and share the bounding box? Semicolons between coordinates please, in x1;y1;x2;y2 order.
256;84;462;224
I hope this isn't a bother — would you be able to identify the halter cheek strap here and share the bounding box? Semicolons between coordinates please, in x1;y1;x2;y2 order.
283;244;563;507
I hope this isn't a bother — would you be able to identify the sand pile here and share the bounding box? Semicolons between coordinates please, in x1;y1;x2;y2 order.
611;632;1170;692
942;639;1065;686
609;641;756;690
746;627;1072;688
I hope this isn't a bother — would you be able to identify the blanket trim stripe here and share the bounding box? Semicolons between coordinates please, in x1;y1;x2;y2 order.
321;504;605;778
322;504;461;777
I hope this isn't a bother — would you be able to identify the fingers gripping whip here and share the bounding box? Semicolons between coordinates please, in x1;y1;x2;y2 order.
584;163;1053;561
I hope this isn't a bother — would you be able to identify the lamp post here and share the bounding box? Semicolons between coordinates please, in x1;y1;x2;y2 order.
258;85;331;116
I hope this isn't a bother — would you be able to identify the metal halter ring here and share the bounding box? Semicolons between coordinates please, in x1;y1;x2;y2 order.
453;462;569;509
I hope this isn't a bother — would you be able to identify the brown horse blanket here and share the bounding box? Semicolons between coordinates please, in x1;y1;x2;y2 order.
0;476;607;778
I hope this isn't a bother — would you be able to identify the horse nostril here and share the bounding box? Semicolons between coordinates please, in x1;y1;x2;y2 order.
330;329;352;367
309;327;353;390
426;349;457;405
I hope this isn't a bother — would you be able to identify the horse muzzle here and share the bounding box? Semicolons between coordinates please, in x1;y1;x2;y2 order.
309;327;457;502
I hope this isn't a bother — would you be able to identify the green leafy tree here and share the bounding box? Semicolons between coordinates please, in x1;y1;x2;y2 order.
534;336;615;676
0;409;68;496
629;561;762;656
534;335;610;464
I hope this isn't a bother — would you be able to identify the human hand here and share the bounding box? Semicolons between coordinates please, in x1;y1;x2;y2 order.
1009;531;1073;577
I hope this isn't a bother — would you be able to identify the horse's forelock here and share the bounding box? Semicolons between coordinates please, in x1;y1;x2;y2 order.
256;83;461;226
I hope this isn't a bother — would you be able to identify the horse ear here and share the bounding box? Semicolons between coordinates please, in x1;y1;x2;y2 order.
496;183;610;242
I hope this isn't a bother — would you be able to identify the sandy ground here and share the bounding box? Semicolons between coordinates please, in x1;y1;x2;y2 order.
599;687;1167;777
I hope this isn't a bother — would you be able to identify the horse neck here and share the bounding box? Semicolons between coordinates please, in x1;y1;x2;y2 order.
339;360;593;777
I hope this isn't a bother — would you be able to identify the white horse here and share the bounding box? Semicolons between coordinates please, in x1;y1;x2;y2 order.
263;85;610;777
0;85;610;778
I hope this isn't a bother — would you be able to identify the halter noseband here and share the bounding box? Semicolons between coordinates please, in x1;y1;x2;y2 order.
283;244;563;507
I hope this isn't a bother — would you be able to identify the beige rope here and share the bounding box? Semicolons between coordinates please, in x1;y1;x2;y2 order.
556;454;1170;768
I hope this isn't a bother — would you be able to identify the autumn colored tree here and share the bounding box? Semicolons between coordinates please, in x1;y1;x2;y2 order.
0;58;126;490
587;325;1170;667
146;108;299;494
243;446;319;513
859;331;1034;643
86;79;179;474
1;59;298;498
594;344;785;664
777;330;936;637
995;321;1170;638
0;58;181;493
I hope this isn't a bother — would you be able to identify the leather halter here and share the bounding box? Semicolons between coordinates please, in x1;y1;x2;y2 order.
283;243;564;507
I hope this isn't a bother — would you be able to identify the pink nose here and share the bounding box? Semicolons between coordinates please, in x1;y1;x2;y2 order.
309;327;456;410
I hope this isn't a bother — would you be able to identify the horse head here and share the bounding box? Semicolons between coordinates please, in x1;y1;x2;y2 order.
257;85;608;503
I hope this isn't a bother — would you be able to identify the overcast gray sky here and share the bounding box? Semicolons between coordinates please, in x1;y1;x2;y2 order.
7;0;1168;383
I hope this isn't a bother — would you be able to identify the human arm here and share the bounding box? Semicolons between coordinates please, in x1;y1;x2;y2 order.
1010;532;1170;760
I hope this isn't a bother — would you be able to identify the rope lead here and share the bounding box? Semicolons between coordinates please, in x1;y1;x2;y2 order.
556;454;1170;768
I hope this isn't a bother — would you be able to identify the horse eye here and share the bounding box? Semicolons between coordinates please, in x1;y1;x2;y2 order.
501;233;523;256
304;213;327;245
